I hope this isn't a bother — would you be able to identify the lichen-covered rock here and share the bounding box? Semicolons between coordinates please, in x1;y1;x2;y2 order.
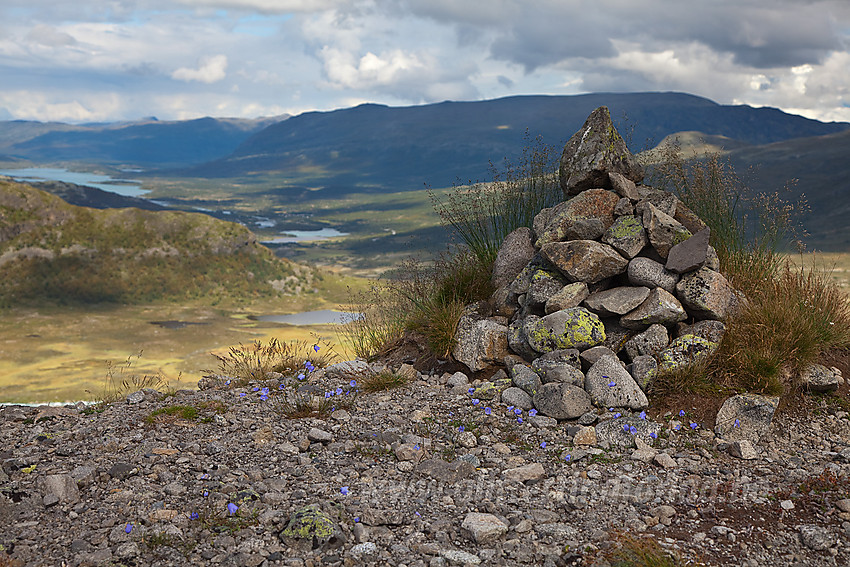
657;334;718;372
676;319;726;344
628;355;658;391
559;106;644;196
665;227;710;274
532;383;593;420
642;202;692;259
636;188;679;216
526;307;606;353
620;287;687;330
675;267;738;320
627;257;680;293
714;393;779;444
535;189;620;246
470;378;512;400
492;227;535;288
545;282;590;314
540;240;628;284
585;354;649;410
579;345;618;371
623;323;669;361
281;504;345;550
602;215;647;259
584;286;651;317
453;313;509;372
527;268;568;307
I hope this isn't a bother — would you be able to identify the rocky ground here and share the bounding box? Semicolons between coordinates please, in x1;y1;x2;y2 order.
3;354;850;567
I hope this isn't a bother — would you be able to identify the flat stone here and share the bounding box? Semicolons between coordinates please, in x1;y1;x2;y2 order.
799;363;840;393
798;524;835;551
665;227;710;274
453;312;509;372
729;440;758;460
540;240;628;285
624;324;669;361
501;387;534;410
527;269;568;307
441;549;482;565
42;473;80;505
620;287;687;330
642;202;691;258
308;428;333;443
579;346;617;371
461;513;509;544
545;282;590;314
573;426;597;446
654;453;677;469
531;359;585;386
657;334;718;372
535;189;620;246
714;394;779;444
584;286;651;317
415;459;476;483
502;462;546;482
608;171;640;200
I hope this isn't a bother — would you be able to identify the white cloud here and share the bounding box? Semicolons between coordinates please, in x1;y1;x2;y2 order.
172;54;229;83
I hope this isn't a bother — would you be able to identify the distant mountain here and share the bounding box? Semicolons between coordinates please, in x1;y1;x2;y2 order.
0;115;288;168
186;92;849;191
0;179;307;305
725;129;850;251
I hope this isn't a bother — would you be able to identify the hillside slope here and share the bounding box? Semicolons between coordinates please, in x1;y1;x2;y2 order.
0;179;314;305
189;92;849;191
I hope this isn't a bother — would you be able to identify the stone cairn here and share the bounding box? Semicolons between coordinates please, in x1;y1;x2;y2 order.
451;106;745;423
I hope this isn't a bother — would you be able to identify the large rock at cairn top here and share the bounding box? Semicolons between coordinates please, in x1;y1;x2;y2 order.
526;307;606;353
559;106;644;196
534;189;620;246
492;227;535;288
675;267;738;320
540;240;628;284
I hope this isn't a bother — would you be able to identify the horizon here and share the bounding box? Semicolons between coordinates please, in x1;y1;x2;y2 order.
2;1;850;124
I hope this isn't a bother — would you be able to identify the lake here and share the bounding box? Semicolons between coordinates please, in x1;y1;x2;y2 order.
252;310;360;325
0;167;147;197
261;228;349;243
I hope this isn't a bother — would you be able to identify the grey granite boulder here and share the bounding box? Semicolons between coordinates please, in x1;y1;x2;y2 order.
676;267;738;320
501;387;535;410
540;240;628;284
624;323;669;361
620;287;687;330
584;286;650;317
492;227;535;288
533;383;593;420
799;363;841;393
535;189;620;246
585;354;649;410
532;359;585;386
559;106;644;196
714;393;779;444
527;269;568;307
526;307;606;353
453;312;509;372
608;171;640;200
509;318;539;360
511;364;543;397
676;319;726;344
627;257;680;293
602;215;647;259
579;346;618;371
628;355;658;391
595;416;661;448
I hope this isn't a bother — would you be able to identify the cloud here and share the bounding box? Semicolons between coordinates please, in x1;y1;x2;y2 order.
171;54;228;83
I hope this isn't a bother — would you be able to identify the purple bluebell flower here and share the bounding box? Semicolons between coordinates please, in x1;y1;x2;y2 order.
679;409;686;417
517;417;523;424
253;387;259;392
350;380;357;387
227;503;238;515
225;379;231;386
528;409;537;417
471;398;480;405
336;387;343;395
690;422;698;430
565;454;571;462
125;523;133;534
484;407;492;416
190;512;199;520
313;344;320;352
614;412;621;419
514;408;522;415
639;411;647;420
540;441;547;449
298;373;305;380
340;486;349;496
629;426;637;435
623;424;630;432
650;431;658;439
734;419;740;428
468;388;475;394
458;425;464;432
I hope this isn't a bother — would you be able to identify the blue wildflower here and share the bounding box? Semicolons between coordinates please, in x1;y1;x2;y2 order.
298;373;305;380
190;512;199;520
350;380;357;387
528;409;537;417
227;503;238;515
507;405;514;411
313;344;320;352
650;431;658;439
629;426;637;435
458;425;464;432
125;523;133;534
484;407;492;415
471;398;480;405
565;454;571;462
614;412;622;419
540;441;547;449
623;424;630;432
340;486;349;496
239;393;246;398
639;411;647;420
225;379;231;386
679;409;686;417
734;419;740;428
608;380;616;387
468;388;475;394
517;417;523;424
690;422;698;430
253;387;259;392
514;408;522;415
336;387;343;395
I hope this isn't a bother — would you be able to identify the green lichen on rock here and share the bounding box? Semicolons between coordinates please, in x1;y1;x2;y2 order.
472;379;511;400
658;334;718;372
528;307;606;353
606;215;643;239
282;504;336;540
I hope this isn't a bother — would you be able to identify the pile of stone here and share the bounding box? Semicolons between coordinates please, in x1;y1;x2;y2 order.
452;106;743;419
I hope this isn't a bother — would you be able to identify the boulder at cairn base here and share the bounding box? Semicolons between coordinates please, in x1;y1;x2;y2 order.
540;240;628;284
453;305;509;372
492;227;535;288
559;106;644;196
675;267;738;320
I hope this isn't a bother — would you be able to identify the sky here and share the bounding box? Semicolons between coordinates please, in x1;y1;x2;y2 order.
1;0;850;124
